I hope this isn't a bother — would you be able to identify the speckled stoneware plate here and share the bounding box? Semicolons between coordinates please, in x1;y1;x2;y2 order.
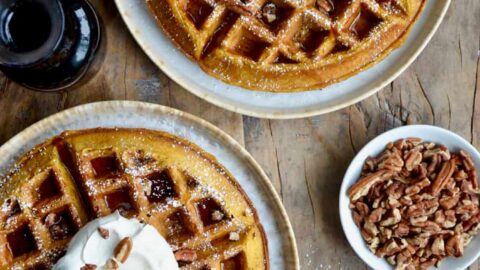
0;101;299;269
115;0;450;119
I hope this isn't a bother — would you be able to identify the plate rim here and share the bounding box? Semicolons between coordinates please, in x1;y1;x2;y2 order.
0;100;300;269
114;0;451;119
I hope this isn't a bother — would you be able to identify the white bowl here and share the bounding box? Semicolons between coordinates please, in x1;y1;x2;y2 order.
339;125;480;270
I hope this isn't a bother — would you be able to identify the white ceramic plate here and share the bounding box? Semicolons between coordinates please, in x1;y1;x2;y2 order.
115;0;450;119
0;101;299;269
340;125;480;270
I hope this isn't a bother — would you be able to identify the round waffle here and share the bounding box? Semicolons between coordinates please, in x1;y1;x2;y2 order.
147;0;425;92
0;128;268;270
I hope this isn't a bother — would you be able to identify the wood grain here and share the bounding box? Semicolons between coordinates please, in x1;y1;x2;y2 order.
0;1;478;269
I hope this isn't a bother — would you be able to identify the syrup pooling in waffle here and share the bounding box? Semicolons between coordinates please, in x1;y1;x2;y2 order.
147;0;425;92
0;129;268;269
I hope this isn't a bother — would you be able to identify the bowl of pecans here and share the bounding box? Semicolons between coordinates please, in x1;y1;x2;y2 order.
340;125;480;270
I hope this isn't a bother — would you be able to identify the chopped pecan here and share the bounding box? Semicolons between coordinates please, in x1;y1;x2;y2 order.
434;210;445;224
456;203;478;220
380;227;392;241
368;237;380;253
44;213;58;227
106;258;119;270
419;258;437;269
352;210;363;228
262;3;277;23
368;208;384;223
380;209;401;226
378;152;404;172
427;155;440;175
114;237;133;263
406;199;438;217
355;201;370;217
410;216;428;226
463;212;480;232
405;178;430;196
387;197;401;209
460;150;475;172
406;137;423;146
461;179;479;195
408;237;429;248
430;159;456;196
348;170;394;201
377;239;401;257
424;146;451;161
400;196;413;206
364;221;379;237
81;265;97;270
405;149;423;172
174;249;197;262
439;194;460;210
316;0;333;12
386;182;406;199
394;223;409;238
446;235;464;257
469;170;479;190
431;237;445;256
98;227;109;239
393;139;407;150
454;169;469;181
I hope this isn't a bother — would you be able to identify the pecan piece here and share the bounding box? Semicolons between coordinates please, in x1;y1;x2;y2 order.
461;180;479;195
419;258;438;269
380;209;401;226
348;170;394;201
440;194;460;210
377;239;401;257
463;212;480;232
363;221;379;237
405;178;430;196
352;210;363;228
114;237;133;263
368;208;384;223
262;3;277;23
430;159;456;196
446;235;464;257
431;237;445;256
394;223;409;238
424;146;451;161
460;150;475;172
405;149;423;171
81;265;97;270
406;199;439;218
316;0;333;12
469;170;479;190
378;152;404;172
106;258;119;270
174;249;197;262
427;154;440;175
386;182;406;199
98;227;109;239
355;201;370;217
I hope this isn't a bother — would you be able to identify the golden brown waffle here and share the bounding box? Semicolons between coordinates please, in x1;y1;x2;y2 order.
147;0;425;92
0;128;268;270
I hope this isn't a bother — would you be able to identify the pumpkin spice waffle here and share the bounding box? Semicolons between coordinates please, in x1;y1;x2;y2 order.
146;0;425;92
0;128;268;270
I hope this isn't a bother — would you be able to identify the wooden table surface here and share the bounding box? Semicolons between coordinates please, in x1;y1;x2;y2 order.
0;1;478;269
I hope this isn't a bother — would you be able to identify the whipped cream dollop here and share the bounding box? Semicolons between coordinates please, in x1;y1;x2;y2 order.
54;211;179;270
